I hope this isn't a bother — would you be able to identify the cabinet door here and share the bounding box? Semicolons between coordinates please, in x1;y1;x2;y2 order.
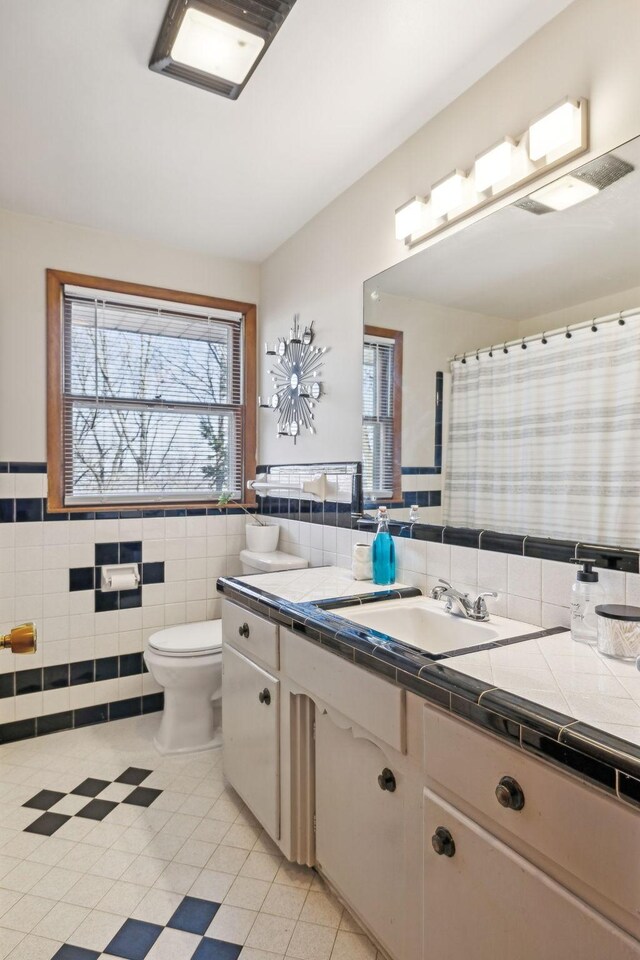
424;789;640;960
223;644;280;839
315;709;419;960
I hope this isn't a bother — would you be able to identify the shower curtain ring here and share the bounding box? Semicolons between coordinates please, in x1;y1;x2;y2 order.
461;352;467;364
502;342;508;354
565;325;572;339
618;311;625;326
591;318;598;332
488;345;493;357
475;348;480;361
521;337;527;350
541;331;548;344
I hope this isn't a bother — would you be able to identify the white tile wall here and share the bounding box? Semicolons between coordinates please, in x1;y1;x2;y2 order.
0;471;247;726
276;518;633;632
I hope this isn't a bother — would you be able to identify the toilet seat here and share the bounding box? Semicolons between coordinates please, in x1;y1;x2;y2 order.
148;620;222;658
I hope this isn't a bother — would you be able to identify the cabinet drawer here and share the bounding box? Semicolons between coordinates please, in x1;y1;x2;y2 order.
424;789;640;960
222;600;279;670
424;707;640;935
281;628;405;752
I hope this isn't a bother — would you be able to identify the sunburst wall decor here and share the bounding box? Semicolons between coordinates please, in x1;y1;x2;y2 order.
259;315;327;443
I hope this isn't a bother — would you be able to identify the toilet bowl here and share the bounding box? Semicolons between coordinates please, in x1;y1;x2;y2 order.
144;620;222;755
240;548;309;575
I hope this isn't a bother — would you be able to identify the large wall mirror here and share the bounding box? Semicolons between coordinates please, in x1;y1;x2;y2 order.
363;135;640;551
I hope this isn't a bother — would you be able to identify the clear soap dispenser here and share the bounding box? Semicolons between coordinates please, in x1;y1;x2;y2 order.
570;558;604;645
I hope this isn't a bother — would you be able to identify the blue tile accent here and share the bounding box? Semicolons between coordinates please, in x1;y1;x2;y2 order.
104;918;163;960
69;567;95;591
16;497;43;522
95;542;119;565
52;945;100;960
192;939;243;960
70;661;94;686
168;896;221;935
15;668;42;695
119;587;142;609
120;541;142;563
0;499;15;522
119;653;142;677
142;562;164;584
9;461;47;473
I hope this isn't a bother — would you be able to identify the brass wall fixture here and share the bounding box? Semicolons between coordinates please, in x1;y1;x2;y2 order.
1;622;37;655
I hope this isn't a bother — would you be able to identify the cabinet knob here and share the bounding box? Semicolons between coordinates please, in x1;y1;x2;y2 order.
495;776;525;811
258;688;271;705
431;827;455;858
238;622;250;638
377;768;396;792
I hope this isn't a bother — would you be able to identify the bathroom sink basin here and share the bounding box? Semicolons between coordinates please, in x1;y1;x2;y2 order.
334;596;539;656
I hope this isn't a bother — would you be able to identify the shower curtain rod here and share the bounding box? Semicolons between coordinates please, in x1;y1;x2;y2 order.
449;306;640;364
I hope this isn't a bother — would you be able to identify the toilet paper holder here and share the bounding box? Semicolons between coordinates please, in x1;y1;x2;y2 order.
101;563;141;592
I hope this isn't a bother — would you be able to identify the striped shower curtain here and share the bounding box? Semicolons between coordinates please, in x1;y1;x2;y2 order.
443;313;640;547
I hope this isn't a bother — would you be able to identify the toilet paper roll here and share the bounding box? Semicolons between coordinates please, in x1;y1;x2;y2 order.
352;543;372;581
107;570;139;591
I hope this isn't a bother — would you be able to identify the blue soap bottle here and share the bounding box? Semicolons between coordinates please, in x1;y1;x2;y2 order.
372;506;396;585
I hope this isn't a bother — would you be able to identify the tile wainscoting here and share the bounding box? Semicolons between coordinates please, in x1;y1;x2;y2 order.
0;464;246;741
272;516;637;632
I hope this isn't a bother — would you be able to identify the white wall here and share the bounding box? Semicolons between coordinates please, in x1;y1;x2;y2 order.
259;0;640;465
0;208;260;462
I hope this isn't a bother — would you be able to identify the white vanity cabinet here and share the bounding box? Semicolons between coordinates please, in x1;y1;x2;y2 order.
424;788;640;960
423;707;640;957
222;644;280;838
315;708;422;960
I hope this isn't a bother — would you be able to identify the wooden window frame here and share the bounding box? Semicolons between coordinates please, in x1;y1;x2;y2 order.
363;324;403;503
46;269;257;513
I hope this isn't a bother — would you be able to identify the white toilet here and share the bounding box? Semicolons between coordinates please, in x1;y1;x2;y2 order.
239;548;309;575
144;620;223;755
145;551;308;755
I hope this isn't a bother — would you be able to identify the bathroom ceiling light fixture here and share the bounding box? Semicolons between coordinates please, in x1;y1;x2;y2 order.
529;174;599;211
394;96;588;247
474;137;516;193
149;0;297;100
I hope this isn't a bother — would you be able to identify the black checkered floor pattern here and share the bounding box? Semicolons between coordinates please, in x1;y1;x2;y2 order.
51;896;241;959
22;767;163;837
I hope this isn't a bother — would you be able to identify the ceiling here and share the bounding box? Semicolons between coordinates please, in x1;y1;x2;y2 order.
0;0;573;262
368;137;640;321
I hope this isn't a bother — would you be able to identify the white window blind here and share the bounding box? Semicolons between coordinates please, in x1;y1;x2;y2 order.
362;334;395;498
62;285;245;505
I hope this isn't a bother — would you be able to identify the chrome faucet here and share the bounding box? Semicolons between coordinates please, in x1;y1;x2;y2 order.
430;579;497;622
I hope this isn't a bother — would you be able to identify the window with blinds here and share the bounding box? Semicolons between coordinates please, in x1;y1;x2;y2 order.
57;281;249;507
362;328;402;500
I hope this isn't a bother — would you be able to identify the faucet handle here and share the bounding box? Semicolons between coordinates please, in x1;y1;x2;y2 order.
430;578;452;600
473;591;498;618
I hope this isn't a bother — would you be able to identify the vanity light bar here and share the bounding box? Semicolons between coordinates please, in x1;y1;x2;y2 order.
395;97;588;247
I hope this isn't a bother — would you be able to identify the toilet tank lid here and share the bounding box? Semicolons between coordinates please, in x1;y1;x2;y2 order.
148;620;222;655
239;549;309;572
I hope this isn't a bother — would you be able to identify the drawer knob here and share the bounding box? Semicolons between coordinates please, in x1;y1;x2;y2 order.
238;622;250;638
432;827;455;858
377;768;396;792
495;776;525;811
258;688;271;705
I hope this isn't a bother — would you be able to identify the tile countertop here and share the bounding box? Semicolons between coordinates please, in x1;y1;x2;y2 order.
234;565;408;603
218;565;640;809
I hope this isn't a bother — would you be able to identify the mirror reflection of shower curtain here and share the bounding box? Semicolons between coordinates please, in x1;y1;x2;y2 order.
443;313;640;547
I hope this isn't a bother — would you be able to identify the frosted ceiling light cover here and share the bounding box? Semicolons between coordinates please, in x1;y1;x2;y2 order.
474;139;515;193
529;101;580;161
171;8;265;84
430;171;466;218
529;174;599;210
395;197;427;240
